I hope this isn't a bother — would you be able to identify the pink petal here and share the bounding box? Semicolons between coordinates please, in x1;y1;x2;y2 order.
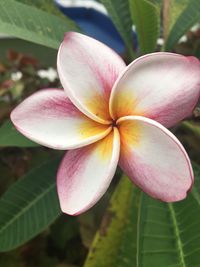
57;32;126;124
118;116;193;202
110;52;200;127
57;128;120;215
11;89;112;150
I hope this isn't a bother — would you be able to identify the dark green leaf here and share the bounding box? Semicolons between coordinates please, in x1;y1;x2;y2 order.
0;157;61;251
129;0;160;54
84;176;140;267
100;0;135;59
0;0;80;49
85;164;200;266
0;120;38;147
137;163;200;266
165;0;200;51
51;216;79;251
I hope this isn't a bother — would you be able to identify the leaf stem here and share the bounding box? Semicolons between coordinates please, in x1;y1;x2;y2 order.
168;203;186;267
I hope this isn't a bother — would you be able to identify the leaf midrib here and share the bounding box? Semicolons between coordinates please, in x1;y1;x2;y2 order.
168;203;186;267
0;182;56;235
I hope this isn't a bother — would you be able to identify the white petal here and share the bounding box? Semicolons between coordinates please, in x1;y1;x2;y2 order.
57;128;120;215
110;52;200;127
11;89;111;149
57;32;125;124
118;116;193;201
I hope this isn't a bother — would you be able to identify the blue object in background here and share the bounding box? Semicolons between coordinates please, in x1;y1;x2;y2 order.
54;0;135;54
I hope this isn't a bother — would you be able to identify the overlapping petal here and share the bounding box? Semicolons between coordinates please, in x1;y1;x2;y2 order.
57;32;126;124
118;116;193;202
110;53;200;127
57;128;120;215
11;89;112;150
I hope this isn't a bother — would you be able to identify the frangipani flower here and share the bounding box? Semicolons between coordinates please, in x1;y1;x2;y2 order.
11;32;200;215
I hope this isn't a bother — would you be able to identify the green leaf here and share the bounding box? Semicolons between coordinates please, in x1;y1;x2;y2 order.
129;0;160;54
162;0;189;40
16;0;68;19
146;0;162;5
84;176;140;267
100;0;135;59
182;121;200;139
0;157;61;251
0;0;80;49
137;163;200;266
165;0;200;51
0;120;38;147
51;216;79;251
85;164;200;266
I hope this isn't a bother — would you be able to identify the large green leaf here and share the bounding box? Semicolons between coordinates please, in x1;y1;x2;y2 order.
0;120;38;147
100;0;135;59
165;0;200;51
129;0;160;54
0;157;61;251
16;0;68;19
137;163;200;266
84;176;140;267
0;0;80;49
85;164;200;266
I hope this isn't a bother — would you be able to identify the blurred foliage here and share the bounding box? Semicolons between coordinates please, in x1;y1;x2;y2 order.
173;27;200;58
84;176;139;267
0;0;80;49
165;0;200;51
99;0;135;59
129;0;160;54
0;39;57;66
0;120;38;147
163;0;189;40
16;0;68;19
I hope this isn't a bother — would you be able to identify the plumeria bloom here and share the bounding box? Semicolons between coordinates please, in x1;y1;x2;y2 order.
11;32;200;215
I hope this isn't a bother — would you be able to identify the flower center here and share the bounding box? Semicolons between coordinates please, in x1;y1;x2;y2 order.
112;120;117;127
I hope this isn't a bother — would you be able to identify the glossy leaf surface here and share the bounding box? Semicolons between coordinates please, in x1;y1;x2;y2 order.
0;158;61;251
